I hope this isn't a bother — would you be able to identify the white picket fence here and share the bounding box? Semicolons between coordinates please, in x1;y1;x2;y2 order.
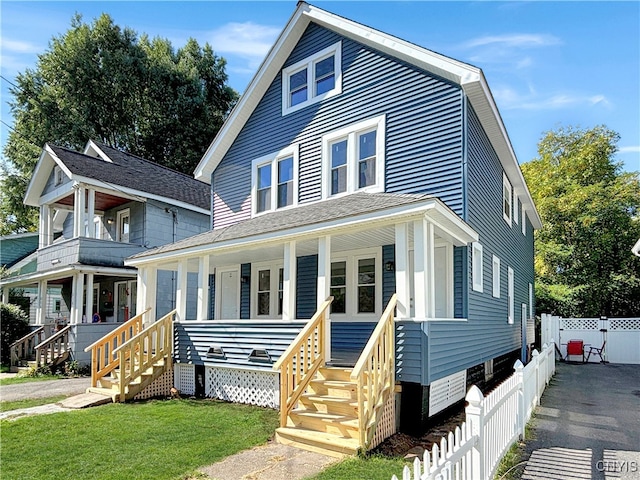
392;342;556;480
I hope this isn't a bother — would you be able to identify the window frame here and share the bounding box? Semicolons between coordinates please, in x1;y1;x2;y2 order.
281;41;342;115
472;242;483;293
251;145;299;216
513;192;519;225
54;166;64;186
321;115;386;199
492;255;501;298
116;209;130;243
251;261;284;319
521;204;527;236
508;266;514;324
503;173;512;226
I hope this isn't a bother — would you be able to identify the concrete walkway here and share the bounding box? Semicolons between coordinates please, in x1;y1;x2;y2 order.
522;362;640;480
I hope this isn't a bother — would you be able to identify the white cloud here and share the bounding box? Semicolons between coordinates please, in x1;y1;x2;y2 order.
1;38;43;54
207;22;280;69
463;34;561;49
619;146;640;154
492;86;611;111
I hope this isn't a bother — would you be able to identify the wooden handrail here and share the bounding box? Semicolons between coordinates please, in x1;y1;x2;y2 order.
10;326;46;366
350;294;397;450
35;325;72;367
112;309;175;402
84;308;150;388
272;297;333;427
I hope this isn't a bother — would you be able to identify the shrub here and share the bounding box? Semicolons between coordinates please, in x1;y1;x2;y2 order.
1;303;31;365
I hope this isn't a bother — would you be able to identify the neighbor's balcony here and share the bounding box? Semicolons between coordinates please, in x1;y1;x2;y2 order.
37;237;146;272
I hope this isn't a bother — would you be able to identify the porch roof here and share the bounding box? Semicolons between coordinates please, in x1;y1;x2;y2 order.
0;264;136;288
126;193;478;265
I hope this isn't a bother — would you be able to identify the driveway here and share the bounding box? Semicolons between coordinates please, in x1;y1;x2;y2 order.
0;377;90;402
522;362;640;480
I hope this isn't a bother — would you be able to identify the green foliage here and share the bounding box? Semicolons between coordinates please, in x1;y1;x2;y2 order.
22;364;53;377
64;360;91;377
0;399;278;480
522;125;640;317
1;13;238;234
0;303;31;365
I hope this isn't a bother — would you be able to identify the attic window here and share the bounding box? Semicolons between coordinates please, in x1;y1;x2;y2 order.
54;166;64;186
248;349;272;363
206;346;226;359
282;42;342;115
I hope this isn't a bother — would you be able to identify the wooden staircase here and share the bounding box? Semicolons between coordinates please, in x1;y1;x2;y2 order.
274;295;397;458
10;325;71;372
84;308;174;403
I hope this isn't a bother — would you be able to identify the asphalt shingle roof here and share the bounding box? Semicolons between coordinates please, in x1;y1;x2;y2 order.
129;192;436;259
49;143;211;210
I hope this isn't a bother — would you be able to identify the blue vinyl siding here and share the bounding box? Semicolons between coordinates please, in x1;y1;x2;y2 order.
212;23;464;228
382;245;395;307
208;274;215;320
427;102;534;381
240;263;251;319
396;321;425;384
454;246;466;318
296;254;318;319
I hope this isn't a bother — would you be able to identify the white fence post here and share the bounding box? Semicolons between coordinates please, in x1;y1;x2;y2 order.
465;385;485;480
513;359;525;440
531;349;540;405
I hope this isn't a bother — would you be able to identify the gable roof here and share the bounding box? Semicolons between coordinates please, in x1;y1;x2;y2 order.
24;141;211;212
193;1;542;229
126;192;478;264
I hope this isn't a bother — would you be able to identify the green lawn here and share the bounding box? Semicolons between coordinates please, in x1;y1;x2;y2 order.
0;374;65;386
1;399;279;480
306;455;408;480
0;395;69;412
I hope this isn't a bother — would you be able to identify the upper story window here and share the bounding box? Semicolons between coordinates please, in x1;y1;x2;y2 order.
492;255;501;298
503;173;512;226
251;145;299;216
521;204;527;236
54;166;64;186
513;193;519;225
116;209;130;243
282;42;342;115
472;242;483;293
322;115;386;198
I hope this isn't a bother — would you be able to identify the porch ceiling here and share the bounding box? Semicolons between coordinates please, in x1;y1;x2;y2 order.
53;191;131;211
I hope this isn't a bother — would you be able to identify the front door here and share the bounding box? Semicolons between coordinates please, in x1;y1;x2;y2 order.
115;280;137;322
218;270;239;320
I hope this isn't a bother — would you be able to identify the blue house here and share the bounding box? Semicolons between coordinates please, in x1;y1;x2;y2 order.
125;3;542;455
1;140;210;368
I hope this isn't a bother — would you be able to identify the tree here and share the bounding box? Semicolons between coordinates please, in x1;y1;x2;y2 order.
522;125;640;317
1;13;238;234
0;303;31;366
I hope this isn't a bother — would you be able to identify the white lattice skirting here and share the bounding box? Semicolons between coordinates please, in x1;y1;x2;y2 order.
174;363;196;395
370;391;398;450
206;366;279;409
134;369;174;400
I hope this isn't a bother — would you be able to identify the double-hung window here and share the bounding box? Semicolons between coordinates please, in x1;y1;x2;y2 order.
328;250;381;317
322;115;385;198
253;263;284;318
472;242;483;293
282;42;342;115
252;145;298;215
503;173;512;226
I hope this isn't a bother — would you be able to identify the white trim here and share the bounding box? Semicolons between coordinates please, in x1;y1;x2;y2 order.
503;173;512;227
508;266;514;324
529;282;533;319
250;260;284;319
492;255;501;298
281;41;342;115
513;192;519;225
472;242;483;293
215;266;241;321
251;145;299;216
522;204;527;236
321;115;386;199
116;208;130;243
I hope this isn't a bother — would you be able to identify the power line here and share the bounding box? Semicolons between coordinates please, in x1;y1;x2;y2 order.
0;75;19;90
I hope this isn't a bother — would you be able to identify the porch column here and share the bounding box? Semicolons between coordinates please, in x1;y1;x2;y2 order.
425;220;435;318
414;218;436;319
283;241;297;321
45;205;54;246
175;259;188;321
317;236;331;306
71;273;85;324
2;286;9;304
36;280;47;325
317;236;331;362
87;188;96;238
73;185;86;237
394;222;411;318
137;266;157;324
196;256;210;321
85;273;94;322
40;205;52;248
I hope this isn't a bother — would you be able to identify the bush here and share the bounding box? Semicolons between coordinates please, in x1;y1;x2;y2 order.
1;303;31;365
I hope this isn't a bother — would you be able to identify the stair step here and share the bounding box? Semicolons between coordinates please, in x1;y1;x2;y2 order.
275;426;360;458
300;394;360;416
317;367;353;382
86;386;120;402
309;379;358;398
289;410;359;438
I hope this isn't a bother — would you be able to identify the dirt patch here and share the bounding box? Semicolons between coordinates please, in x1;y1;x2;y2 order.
372;407;466;458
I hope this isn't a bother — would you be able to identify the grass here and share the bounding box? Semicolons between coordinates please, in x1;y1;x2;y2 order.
307;454;408;480
0;395;69;412
0;374;65;386
1;398;279;480
493;418;536;480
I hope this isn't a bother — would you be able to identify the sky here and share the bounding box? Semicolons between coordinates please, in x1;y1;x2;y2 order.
1;1;639;174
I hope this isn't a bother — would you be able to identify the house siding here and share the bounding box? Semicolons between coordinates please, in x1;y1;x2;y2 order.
296;255;318;319
212;23;464;229
240;263;251;319
427;102;534;382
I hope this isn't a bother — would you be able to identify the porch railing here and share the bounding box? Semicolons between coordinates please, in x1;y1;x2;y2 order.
10;326;47;367
351;293;397;450
84;307;150;388
35;325;72;367
112;309;175;402
273;296;333;427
